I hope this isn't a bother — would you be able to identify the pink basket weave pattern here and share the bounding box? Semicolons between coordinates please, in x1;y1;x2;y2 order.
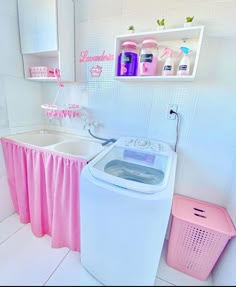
30;66;55;78
167;195;236;281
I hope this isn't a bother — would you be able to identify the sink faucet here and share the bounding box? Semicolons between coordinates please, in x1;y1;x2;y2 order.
87;128;117;146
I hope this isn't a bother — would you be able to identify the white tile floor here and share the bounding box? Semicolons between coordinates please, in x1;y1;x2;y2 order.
0;213;213;286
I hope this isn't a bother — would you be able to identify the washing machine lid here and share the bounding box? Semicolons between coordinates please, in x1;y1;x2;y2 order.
88;138;173;193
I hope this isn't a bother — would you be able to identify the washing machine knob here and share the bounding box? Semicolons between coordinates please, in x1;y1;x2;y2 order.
136;139;150;148
125;138;134;146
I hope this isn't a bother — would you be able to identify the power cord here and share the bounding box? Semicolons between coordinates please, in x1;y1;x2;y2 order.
170;110;180;152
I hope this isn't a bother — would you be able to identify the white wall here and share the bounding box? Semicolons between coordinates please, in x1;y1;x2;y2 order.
0;0;44;220
212;150;236;286
42;0;236;284
0;0;43;135
44;0;236;205
0;0;234;284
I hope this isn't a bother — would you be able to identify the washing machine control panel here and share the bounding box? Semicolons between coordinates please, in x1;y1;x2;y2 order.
122;137;169;153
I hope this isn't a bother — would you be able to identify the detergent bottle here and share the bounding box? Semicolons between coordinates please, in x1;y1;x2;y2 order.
139;39;158;76
177;46;191;76
161;48;174;76
116;41;138;76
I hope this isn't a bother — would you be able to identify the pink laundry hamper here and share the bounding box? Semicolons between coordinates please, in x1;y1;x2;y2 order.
167;194;236;281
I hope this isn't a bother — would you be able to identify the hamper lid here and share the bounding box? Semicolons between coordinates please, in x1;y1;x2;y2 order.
172;194;236;237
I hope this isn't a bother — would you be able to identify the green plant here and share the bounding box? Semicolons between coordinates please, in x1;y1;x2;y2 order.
186;16;194;23
128;25;135;31
156;18;165;26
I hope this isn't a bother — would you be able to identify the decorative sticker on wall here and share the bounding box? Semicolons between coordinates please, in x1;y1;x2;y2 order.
79;50;114;79
90;65;103;77
80;50;114;63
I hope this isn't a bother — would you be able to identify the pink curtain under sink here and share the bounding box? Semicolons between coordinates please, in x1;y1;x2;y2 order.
1;138;87;251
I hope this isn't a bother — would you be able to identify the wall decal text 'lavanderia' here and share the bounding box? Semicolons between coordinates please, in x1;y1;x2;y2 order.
80;50;114;63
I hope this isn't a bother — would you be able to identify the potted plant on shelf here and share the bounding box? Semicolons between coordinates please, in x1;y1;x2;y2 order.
128;25;135;33
156;18;165;31
184;16;194;27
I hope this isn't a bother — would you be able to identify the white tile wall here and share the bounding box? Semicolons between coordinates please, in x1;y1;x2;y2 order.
0;0;235;285
4;76;42;129
44;0;236;208
43;1;236;284
87;0;123;21
0;0;45;132
212;149;236;285
0;0;44;221
0;78;9;128
0;0;23;78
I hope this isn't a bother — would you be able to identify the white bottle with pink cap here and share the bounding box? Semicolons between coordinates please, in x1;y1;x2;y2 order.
139;39;158;76
161;48;175;76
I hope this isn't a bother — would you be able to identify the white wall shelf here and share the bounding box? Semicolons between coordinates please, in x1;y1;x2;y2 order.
26;77;57;82
17;0;75;83
114;75;195;82
113;25;204;81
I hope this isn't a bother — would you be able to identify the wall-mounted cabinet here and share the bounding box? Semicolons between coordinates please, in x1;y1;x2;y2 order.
17;0;75;82
113;26;204;81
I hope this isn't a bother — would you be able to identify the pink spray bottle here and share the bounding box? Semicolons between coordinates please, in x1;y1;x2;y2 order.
161;48;175;76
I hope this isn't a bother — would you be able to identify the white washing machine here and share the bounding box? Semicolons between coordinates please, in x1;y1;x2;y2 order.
80;137;177;286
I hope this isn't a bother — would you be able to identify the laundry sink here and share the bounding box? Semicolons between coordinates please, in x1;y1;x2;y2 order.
4;131;105;161
52;140;104;161
8;132;66;147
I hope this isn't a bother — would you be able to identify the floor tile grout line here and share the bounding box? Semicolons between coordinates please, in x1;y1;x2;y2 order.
42;249;71;286
0;222;26;246
82;263;105;286
1;213;74;286
0;212;17;224
156;276;176;286
0;214;212;286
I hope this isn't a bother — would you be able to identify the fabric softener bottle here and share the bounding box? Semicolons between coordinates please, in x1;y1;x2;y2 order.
139;39;158;76
117;41;138;76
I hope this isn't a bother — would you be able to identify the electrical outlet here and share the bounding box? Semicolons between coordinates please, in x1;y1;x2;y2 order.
167;104;178;120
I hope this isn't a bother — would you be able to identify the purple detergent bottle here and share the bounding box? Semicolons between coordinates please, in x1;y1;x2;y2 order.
117;41;138;76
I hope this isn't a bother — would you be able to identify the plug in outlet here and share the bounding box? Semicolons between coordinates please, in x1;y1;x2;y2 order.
167;104;178;120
